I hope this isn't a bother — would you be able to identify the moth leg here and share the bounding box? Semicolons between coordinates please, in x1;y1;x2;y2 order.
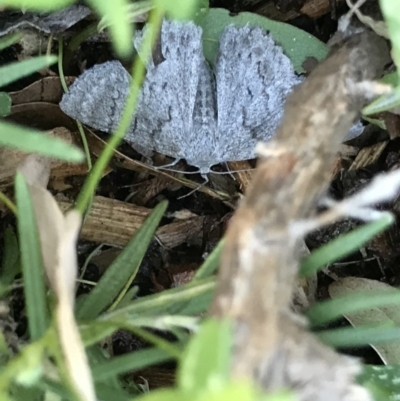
154;158;181;171
177;175;209;199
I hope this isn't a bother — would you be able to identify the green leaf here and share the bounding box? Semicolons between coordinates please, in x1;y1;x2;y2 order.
363;87;400;115
0;0;74;10
359;365;400;401
197;8;328;73
132;389;180;401
92;347;172;381
86;0;133;58
0;33;21;51
318;324;400;349
15;173;49;341
308;288;400;327
379;0;400;70
98;1;153;33
0;56;57;88
194;239;222;280
178;319;231;396
98;277;214;325
0;92;11;117
381;72;399;86
0;341;45;389
0;121;84;162
156;0;204;20
300;214;394;278
326;277;400;364
0;227;20;289
76;201;168;320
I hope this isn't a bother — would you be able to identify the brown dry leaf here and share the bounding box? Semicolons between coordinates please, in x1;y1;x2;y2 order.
130;175;181;206
228;160;254;192
329;277;400;364
57;195;205;248
9;76;75;105
349;141;388;171
0;127;86;190
19;156;95;401
17;152;51;188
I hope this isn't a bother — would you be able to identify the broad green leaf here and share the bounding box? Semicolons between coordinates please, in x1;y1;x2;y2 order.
76;201;168;320
178;319;231;396
0;227;20;288
15;173;49;341
194;239;222;280
86;0;133;58
379;0;400;70
300;214;394;278
327;277;400;364
91;348;172;381
197;8;328;73
0;92;11;117
0;121;84;162
0;33;21;51
0;56;57;88
359;365;400;401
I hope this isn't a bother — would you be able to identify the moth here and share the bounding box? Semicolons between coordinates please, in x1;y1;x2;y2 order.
60;19;303;176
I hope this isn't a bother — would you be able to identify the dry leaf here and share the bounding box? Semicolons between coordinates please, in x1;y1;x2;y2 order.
19;156;95;401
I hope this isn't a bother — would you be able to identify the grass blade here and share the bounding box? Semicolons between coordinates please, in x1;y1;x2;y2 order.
0;121;84;162
307;290;400;326
15;173;48;340
76;201;168;320
300;214;393;278
0;56;57;88
91;348;172;381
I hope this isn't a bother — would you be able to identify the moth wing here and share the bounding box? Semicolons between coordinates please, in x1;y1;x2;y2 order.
126;20;211;161
215;25;302;162
60;60;131;133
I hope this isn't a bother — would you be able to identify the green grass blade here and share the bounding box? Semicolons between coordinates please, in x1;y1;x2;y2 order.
194;239;223;280
86;0;133;58
15;173;48;340
363;87;400;115
76;201;168;320
318;324;400;348
0;92;11;117
91;348;172;381
101;277;215;322
0;33;22;51
0;121;84;162
0;56;57;88
300;214;394;278
379;0;400;70
0;227;20;288
0;0;74;10
307;290;400;326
